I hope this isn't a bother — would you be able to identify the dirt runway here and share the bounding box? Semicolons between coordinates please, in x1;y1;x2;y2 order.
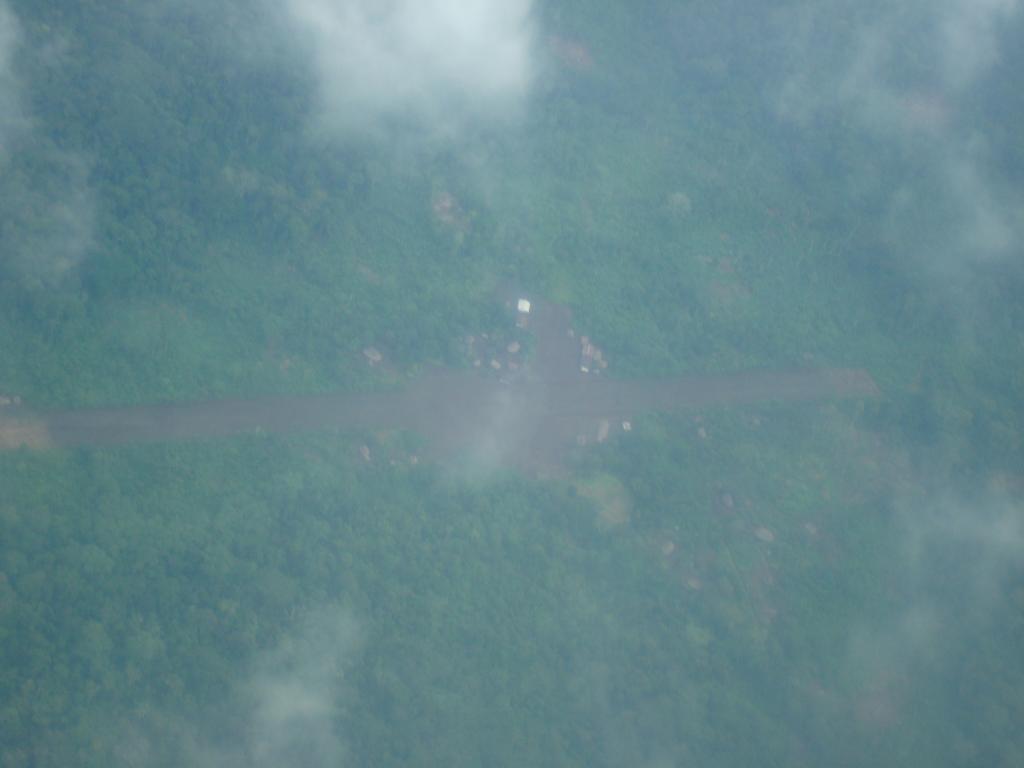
0;300;879;468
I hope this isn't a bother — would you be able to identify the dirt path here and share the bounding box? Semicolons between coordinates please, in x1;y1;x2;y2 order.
0;301;879;468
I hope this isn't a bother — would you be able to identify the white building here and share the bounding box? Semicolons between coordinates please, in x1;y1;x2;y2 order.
516;298;531;328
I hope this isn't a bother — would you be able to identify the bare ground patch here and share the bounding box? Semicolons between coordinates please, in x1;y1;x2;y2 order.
577;473;631;529
0;418;52;450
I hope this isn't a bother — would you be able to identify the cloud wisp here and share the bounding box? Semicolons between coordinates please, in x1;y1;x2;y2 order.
283;0;536;140
117;608;361;768
0;2;96;285
0;152;96;282
0;1;26;158
237;608;360;767
840;488;1024;741
773;0;1023;279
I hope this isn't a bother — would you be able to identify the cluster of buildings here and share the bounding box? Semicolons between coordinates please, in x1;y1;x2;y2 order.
467;334;524;373
361;294;615;385
578;335;607;374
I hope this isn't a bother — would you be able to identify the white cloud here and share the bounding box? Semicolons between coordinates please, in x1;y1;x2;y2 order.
284;0;536;138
